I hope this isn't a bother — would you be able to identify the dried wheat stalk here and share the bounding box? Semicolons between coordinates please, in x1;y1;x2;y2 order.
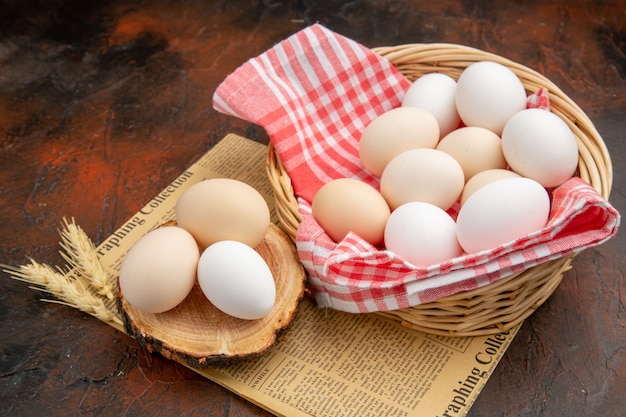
59;217;115;300
3;218;122;327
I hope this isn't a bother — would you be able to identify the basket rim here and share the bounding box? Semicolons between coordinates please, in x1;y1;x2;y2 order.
264;42;613;336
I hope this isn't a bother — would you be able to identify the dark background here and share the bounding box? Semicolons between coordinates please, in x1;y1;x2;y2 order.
1;1;624;416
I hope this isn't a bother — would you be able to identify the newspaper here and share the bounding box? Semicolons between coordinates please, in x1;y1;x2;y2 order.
96;133;520;417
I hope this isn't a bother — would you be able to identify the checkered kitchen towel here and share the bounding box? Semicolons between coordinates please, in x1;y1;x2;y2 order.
213;24;620;313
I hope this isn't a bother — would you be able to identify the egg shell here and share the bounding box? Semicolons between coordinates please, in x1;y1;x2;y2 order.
436;126;507;181
384;202;463;267
456;177;551;254
402;73;461;138
359;107;440;176
175;178;270;249
460;168;521;206
380;148;465;210
119;226;199;314
455;61;527;135
501;108;579;188
312;178;391;245
197;240;276;320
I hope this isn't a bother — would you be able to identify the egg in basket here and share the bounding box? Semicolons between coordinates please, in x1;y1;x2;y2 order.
213;24;619;336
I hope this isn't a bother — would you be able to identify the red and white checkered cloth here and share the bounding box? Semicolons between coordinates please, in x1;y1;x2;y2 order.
213;24;620;313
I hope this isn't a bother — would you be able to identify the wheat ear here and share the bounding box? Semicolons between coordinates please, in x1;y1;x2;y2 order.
59;217;115;300
3;219;123;327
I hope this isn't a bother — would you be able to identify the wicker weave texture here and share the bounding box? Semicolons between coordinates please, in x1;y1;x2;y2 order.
265;43;613;336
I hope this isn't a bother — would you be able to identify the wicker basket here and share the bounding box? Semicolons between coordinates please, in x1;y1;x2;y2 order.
265;43;613;337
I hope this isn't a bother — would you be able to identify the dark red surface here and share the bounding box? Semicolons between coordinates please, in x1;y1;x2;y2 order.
1;1;624;416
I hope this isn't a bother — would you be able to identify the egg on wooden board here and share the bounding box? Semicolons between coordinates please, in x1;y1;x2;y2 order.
402;72;461;138
197;240;276;320
380;148;465;211
384;202;463;267
436;126;507;181
501;108;579;188
455;61;527;135
119;226;200;314
460;168;521;206
312;178;391;245
175;178;270;249
359;106;439;176
456;177;551;254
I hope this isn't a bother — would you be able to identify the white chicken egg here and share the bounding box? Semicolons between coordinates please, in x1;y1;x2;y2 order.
402;73;461;138
384;202;463;267
197;240;276;320
501;108;579;188
456;177;551;254
455;61;527;135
